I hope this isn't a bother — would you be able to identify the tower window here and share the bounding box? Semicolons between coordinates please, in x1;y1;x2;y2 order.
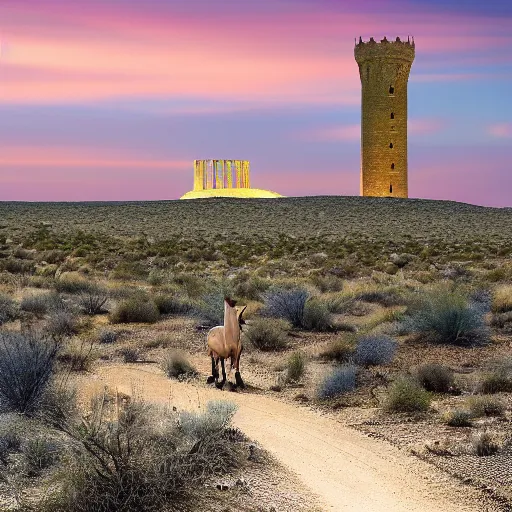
389;86;395;95
390;184;393;193
391;163;395;170
391;112;395;119
389;143;394;149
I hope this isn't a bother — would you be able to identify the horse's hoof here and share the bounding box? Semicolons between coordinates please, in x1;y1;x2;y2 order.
215;382;225;390
206;376;215;384
235;372;245;389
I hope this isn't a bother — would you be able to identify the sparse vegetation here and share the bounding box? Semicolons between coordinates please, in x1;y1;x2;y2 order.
0;197;511;507
20;291;65;316
317;365;357;400
110;297;160;324
0;293;19;325
0;332;59;414
466;395;505;417
471;431;500;456
415;363;454;393
444;409;472;427
262;287;309;328
302;299;333;331
154;294;193;315
354;335;397;367
244;317;289;351
161;350;196;378
384;376;431;413
44;396;243;512
286;351;306;383
403;290;489;346
320;337;355;363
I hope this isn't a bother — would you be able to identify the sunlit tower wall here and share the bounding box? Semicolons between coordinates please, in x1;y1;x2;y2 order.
354;36;415;198
193;159;250;192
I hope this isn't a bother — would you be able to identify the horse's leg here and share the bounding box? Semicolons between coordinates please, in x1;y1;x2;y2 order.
206;355;218;384
216;358;227;389
234;347;245;389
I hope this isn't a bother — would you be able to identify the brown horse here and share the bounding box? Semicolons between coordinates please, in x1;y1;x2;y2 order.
206;297;246;389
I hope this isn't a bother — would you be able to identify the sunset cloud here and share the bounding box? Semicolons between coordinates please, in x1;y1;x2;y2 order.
488;123;512;139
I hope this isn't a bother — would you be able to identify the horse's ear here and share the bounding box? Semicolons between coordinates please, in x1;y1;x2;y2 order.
225;297;237;308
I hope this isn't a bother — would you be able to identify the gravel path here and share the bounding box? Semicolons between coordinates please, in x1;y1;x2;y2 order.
83;365;494;512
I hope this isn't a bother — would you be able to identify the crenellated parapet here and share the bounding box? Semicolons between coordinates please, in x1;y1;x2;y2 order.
355;36;415;60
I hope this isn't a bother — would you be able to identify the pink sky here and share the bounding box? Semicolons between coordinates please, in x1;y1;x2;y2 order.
0;0;511;206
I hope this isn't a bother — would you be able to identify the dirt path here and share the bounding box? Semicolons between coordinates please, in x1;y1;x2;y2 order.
83;365;487;512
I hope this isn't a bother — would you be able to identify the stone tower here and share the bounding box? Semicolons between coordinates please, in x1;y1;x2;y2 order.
354;36;415;198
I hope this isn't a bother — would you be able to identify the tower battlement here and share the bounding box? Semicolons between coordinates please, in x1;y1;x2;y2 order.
354;36;415;63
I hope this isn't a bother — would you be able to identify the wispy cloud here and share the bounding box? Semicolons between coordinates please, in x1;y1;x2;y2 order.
488;123;512;139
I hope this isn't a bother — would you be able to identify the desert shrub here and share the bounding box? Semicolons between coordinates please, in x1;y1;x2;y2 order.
45;311;79;338
20;291;65;316
403;291;489;346
384;376;431;413
262;287;309;328
490;311;512;329
479;370;512;394
0;257;35;274
77;285;109;315
0;426;22;464
466;396;505;417
154;294;194;315
286;351;306;383
119;347;140;363
0;332;59;414
111;261;148;281
110;298;160;324
22;437;59;476
0;293;18;325
355;289;403;307
46;397;241;512
28;275;55;288
444;409;472;427
469;288;492;313
416;363;454;393
354;335;397;366
98;330;118;344
309;274;344;293
195;291;226;326
244;317;288;351
161;350;196;378
323;293;356;314
320;338;355;363
492;285;512;313
302;300;333;332
54;275;94;295
57;340;95;372
171;273;207;299
232;272;271;301
179;400;238;439
317;364;357;400
472;431;500;456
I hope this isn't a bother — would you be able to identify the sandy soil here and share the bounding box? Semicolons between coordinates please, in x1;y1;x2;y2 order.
79;364;498;512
